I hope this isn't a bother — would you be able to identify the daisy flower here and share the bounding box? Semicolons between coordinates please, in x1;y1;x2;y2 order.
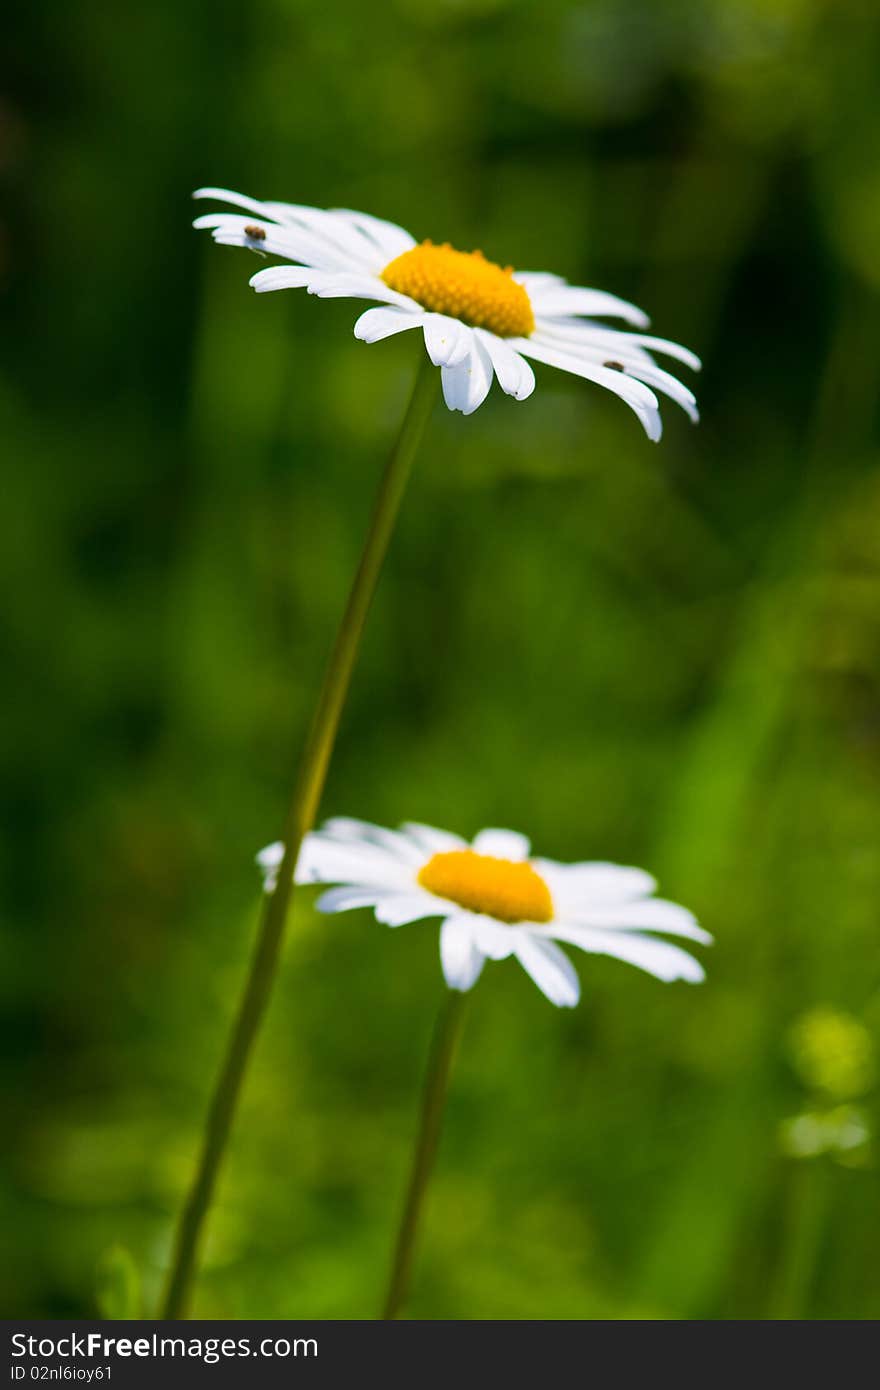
259;819;710;1007
193;188;700;439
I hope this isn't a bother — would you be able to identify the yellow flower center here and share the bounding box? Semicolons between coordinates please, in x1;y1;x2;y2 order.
381;241;535;338
418;849;554;924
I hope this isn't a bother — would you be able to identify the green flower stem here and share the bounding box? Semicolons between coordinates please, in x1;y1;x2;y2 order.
770;1161;830;1319
381;989;469;1320
160;354;440;1320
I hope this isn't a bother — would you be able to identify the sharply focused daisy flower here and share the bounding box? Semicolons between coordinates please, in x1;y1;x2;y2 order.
259;819;710;1007
194;188;700;439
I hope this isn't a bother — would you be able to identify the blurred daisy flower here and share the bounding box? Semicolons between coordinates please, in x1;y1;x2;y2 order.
259;819;710;1006
194;188;700;439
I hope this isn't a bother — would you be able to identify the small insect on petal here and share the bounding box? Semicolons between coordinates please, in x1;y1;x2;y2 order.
604;361;625;371
244;224;267;241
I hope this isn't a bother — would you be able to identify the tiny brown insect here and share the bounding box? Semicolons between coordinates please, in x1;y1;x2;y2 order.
244;224;267;241
604;360;625;371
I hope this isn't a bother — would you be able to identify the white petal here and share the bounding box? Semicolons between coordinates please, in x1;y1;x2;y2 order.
423;315;473;367
306;273;420;309
512;337;662;441
511;271;566;292
201;225;293;258
294;833;414;889
319;818;425;863
523;282;650;327
475;329;536;401
400;822;469;855
515;935;581;1007
195;189;341;241
374;892;442;926
440;358;470;413
315;886;387;914
469;918;519;960
440;918;485;991
624;334;701;372
612;362;698;422
257;841;285;890
354;305;425;344
518;336;660;411
301;272;400;302
532;325;698;420
249;266;419;311
535;318;701;373
274;206;391;269
569;898;712;944
196;216;361;275
535;861;657;908
440;337;494;415
194;186;278;219
547;924;705;983
193;191;416;273
331;208;417;261
247;201;383;270
247;265;314;291
472;828;531;860
192;213;278;235
317;817;392;842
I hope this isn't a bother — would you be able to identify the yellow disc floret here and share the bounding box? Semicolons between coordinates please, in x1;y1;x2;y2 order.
381;241;535;338
418;849;553;924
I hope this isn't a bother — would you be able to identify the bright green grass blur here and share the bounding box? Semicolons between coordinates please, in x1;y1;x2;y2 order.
2;0;879;1320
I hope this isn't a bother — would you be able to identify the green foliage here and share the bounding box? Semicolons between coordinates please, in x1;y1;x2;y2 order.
95;1245;142;1320
2;0;879;1321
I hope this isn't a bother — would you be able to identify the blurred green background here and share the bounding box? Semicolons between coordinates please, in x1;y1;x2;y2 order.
2;0;879;1321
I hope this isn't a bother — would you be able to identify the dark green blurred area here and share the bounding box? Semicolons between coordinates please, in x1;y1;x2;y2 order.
2;0;880;1320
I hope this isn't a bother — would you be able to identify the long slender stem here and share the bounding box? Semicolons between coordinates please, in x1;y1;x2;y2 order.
381;990;469;1320
160;354;440;1319
769;1161;830;1320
